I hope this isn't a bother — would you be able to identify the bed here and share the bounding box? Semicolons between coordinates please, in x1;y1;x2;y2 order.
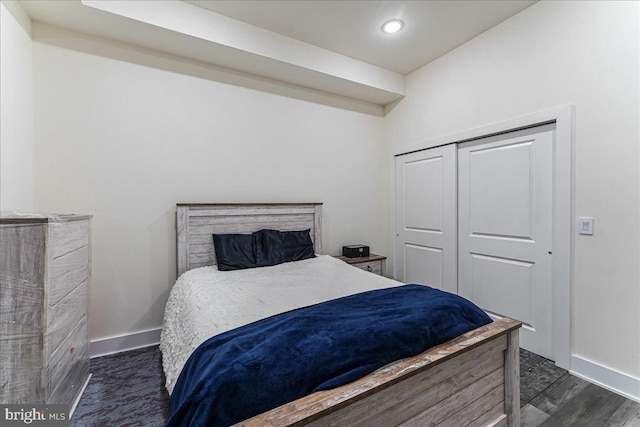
161;203;521;427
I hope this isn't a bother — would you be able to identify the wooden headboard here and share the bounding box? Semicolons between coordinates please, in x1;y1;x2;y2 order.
176;203;323;277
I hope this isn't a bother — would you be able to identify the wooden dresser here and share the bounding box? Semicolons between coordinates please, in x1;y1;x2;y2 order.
0;214;91;410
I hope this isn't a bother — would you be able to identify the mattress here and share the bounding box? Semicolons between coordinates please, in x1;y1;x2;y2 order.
160;255;401;394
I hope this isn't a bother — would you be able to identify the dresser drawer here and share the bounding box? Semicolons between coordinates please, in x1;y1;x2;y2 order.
46;314;88;401
353;260;383;275
50;220;89;259
47;281;88;357
50;245;89;306
0;334;44;403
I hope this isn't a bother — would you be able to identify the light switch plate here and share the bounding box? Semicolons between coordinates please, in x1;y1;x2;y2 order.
578;217;594;235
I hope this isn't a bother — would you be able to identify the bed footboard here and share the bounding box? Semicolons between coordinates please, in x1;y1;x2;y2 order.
236;318;521;427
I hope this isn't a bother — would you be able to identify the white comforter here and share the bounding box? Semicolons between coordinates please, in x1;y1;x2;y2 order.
160;255;400;394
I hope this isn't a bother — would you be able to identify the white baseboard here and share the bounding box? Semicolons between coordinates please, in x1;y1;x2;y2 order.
70;373;91;417
90;328;162;358
570;355;640;403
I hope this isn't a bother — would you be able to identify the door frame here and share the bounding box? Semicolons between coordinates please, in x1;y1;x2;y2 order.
389;105;573;369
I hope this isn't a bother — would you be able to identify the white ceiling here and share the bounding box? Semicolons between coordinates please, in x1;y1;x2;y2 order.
20;0;536;112
185;1;536;75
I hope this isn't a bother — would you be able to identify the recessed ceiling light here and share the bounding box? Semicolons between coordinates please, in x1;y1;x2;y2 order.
381;19;404;34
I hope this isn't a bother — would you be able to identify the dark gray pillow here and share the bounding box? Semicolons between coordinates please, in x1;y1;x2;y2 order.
212;233;256;271
253;229;315;267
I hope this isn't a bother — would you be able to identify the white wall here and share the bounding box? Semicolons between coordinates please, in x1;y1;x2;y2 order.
15;0;640;398
385;0;640;382
0;2;33;212
32;30;387;343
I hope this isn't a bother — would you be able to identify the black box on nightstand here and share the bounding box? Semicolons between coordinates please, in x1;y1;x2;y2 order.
342;244;370;258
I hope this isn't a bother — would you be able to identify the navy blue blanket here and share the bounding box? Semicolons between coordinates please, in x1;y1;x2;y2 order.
167;285;491;427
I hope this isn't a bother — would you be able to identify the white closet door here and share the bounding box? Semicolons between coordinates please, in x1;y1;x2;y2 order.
395;144;457;293
458;128;553;359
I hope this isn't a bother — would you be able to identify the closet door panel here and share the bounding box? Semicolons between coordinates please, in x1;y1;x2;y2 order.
458;129;553;359
395;145;456;293
404;244;443;286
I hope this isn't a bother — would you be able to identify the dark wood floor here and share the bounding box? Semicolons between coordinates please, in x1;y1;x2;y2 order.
519;351;640;426
71;346;640;426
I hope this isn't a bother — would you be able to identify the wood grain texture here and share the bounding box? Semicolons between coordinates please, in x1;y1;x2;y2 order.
0;223;47;284
313;204;322;253
47;315;89;405
0;215;88;225
0;223;46;404
401;377;503;427
520;404;550;427
50;219;90;259
506;329;521;426
189;214;314;226
0;216;91;407
176;203;323;276
307;338;505;427
177;202;324;207
46;315;87;396
176;206;189;280
482;413;507;427
49;245;89;306
48;280;88;357
235;318;521;427
334;254;387;264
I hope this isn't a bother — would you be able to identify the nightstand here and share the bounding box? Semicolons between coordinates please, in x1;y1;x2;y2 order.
334;253;387;276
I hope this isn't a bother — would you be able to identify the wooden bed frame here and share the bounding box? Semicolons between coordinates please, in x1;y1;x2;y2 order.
175;203;521;427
